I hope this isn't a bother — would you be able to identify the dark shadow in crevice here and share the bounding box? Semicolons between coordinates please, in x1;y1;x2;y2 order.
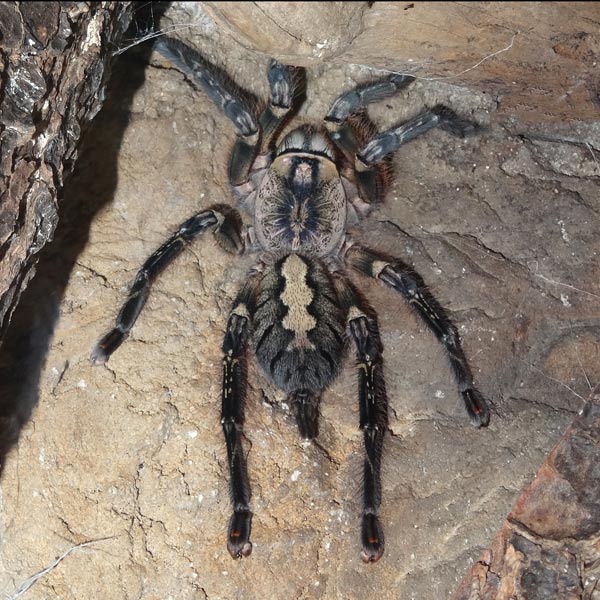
0;6;168;475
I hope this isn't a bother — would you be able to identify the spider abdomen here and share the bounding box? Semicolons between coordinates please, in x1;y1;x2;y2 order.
253;253;345;393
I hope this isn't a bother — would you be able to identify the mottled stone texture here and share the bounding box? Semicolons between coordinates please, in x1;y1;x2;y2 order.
199;2;599;126
453;399;600;600
0;2;598;599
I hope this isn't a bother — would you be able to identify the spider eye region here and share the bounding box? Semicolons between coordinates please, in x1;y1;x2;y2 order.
277;126;335;160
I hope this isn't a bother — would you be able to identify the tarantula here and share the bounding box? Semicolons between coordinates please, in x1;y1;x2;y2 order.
91;35;490;563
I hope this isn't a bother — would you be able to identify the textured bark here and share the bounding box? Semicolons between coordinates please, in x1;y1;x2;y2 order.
453;397;600;600
0;2;133;342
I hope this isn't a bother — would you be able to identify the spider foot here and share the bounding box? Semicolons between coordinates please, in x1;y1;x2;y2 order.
90;329;125;365
462;387;490;428
227;510;253;559
432;105;478;137
360;514;384;563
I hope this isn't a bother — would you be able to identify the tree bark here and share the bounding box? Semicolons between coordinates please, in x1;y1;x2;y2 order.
0;2;133;342
453;397;600;600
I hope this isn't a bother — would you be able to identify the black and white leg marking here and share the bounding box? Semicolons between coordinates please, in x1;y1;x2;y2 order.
221;279;258;559
337;277;388;563
356;105;478;169
345;245;490;427
91;204;244;365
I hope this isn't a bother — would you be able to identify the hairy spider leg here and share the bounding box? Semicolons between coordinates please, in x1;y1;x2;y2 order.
234;59;302;182
258;60;303;153
324;73;415;203
356;105;478;168
336;275;388;563
345;244;490;428
221;277;259;559
154;37;301;186
90;204;243;365
153;36;260;186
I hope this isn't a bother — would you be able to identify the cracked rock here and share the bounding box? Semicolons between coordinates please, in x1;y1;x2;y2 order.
1;3;599;599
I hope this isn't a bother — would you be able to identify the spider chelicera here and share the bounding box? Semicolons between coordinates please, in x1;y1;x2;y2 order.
91;34;490;563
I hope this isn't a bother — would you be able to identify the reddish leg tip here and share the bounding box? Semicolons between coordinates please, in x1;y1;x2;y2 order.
91;329;125;365
361;513;384;564
227;510;252;559
462;388;490;428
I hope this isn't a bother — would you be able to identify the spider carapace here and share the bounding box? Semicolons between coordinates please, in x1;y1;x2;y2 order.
91;35;490;563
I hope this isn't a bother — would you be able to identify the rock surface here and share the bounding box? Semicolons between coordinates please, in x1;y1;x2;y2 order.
197;2;600;126
0;3;598;599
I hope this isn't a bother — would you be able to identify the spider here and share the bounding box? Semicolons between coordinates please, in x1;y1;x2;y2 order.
91;35;490;564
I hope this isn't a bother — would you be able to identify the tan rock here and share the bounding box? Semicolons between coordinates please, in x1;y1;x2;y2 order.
1;3;598;599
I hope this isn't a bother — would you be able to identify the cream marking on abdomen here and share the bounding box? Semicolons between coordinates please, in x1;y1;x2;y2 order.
280;255;316;349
